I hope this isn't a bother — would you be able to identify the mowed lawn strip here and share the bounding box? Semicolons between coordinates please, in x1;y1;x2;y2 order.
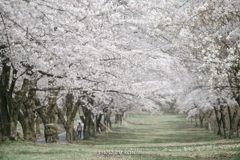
1;113;240;159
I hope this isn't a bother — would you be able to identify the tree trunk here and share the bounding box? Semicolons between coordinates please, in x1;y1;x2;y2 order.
72;127;79;140
46;90;60;140
26;106;36;141
120;114;123;125
227;105;238;139
18;114;28;140
214;121;217;133
66;94;74;143
61;99;66;116
220;106;228;139
234;96;240;138
39;89;60;143
1;96;10;138
205;113;209;130
90;115;95;137
53;114;58;124
191;116;193;125
207;111;213;131
96;114;102;133
57;94;80;143
217;121;222;136
195;114;198;127
44;124;58;143
10;121;18;140
18;110;36;142
81;109;91;140
104;110;112;137
214;106;222;136
208;122;211;131
199;110;205;128
14;88;37;142
0;64;11;138
65;122;73;143
104;111;112;128
9;79;29;140
228;106;233;139
36;113;41;135
36;100;53;142
115;114;120;125
58;108;72;143
57;108;70;142
200;118;203;128
0;108;2;139
205;121;208;130
237;118;240;138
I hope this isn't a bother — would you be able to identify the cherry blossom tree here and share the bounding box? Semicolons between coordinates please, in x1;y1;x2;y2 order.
150;0;240;139
181;0;240;138
0;0;191;142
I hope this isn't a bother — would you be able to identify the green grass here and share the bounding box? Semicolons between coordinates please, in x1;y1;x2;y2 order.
1;113;240;160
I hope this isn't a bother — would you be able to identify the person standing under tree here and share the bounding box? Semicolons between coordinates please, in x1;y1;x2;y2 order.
77;123;82;138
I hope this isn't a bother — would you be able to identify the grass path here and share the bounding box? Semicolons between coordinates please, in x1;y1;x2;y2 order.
1;113;240;159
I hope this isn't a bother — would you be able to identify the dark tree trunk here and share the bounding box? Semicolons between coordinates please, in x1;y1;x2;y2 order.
234;95;240;138
37;89;60;143
199;117;203;128
205;121;208;130
207;111;213;131
0;107;2;138
96;114;102;133
46;90;60;141
0;64;11;138
57;94;80;143
35;113;41;135
195;114;198;127
237;118;240;138
72;128;79;140
9;79;29;140
57;108;70;141
227;105;238;139
30;82;59;143
44;124;58;143
66;94;74;143
61;99;66;116
18;113;27;140
104;111;111;127
220;106;228;139
90;115;95;137
81;108;91;140
199;110;206;128
19;90;37;142
104;110;112;136
120;114;123;125
214;106;222;137
227;106;233;139
18;111;36;142
214;121;217;133
115;114;120;125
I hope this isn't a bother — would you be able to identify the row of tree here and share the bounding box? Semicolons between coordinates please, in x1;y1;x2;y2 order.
173;0;240;139
0;0;167;142
0;72;129;143
2;0;239;143
179;88;240;139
